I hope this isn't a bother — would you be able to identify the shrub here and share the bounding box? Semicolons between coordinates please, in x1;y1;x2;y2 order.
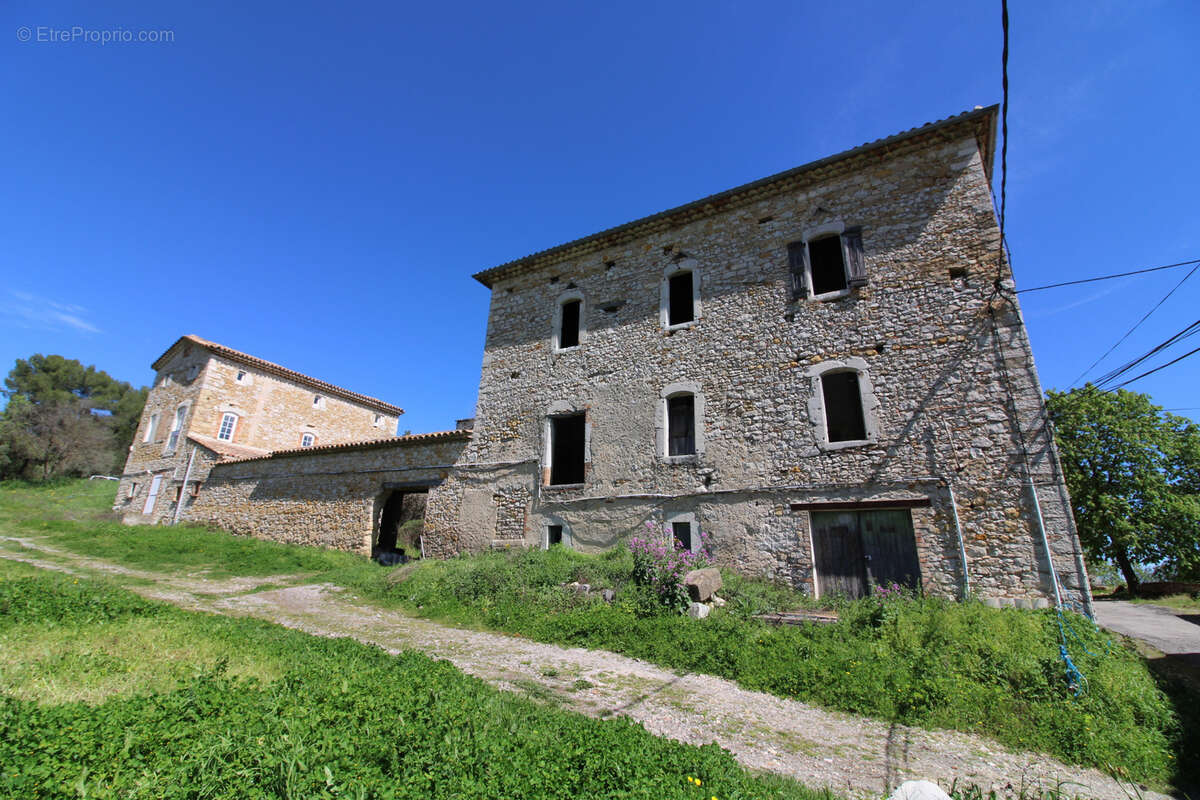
629;521;711;612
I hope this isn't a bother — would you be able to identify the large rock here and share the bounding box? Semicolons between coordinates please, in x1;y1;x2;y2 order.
687;602;711;619
888;781;951;800
684;568;722;602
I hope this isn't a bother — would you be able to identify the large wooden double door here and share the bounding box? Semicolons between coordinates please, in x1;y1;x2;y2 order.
810;509;921;599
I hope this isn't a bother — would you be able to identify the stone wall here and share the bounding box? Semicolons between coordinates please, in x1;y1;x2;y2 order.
193;354;400;451
116;340;402;525
187;435;469;554
443;114;1091;612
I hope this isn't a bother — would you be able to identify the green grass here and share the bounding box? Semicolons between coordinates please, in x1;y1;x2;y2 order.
1128;594;1200;613
0;571;839;800
0;480;1189;790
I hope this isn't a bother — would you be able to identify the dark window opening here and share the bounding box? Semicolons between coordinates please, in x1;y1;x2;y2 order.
822;371;867;442
672;521;692;551
547;525;563;546
550;414;586;485
809;236;848;295
668;271;694;325
559;300;580;348
667;394;696;456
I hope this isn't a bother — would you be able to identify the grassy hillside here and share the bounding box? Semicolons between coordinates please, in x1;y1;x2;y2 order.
0;480;1192;789
0;567;832;800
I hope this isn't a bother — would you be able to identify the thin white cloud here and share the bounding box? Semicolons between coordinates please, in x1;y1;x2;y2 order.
0;290;103;334
1024;285;1119;318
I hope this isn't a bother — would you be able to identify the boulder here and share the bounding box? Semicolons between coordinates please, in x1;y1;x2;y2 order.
601;589;616;603
687;602;711;619
888;781;951;800
684;567;722;602
710;594;727;608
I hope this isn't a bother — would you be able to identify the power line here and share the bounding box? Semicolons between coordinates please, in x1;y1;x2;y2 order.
1016;258;1200;294
1111;344;1200;390
1092;318;1200;390
1069;260;1200;387
995;0;1009;288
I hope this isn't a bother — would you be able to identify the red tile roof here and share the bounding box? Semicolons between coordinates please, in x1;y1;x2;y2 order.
220;429;471;464
152;335;404;416
187;433;271;461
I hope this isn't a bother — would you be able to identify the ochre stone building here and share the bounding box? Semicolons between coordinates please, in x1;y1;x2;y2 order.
115;335;403;524
128;107;1091;612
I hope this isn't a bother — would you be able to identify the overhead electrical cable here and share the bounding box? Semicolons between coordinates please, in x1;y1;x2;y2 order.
1092;318;1200;390
1069;261;1200;388
1111;344;1200;390
1016;257;1200;294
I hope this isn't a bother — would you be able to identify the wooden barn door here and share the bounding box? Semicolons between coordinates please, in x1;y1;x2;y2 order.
811;511;868;599
811;508;921;599
858;510;921;592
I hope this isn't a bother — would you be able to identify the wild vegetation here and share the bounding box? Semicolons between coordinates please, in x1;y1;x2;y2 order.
0;480;1194;790
0;568;835;799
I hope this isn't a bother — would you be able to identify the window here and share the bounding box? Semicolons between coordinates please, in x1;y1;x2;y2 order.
217;412;238;442
805;358;878;450
173;485;183;502
143;412;159;443
667;270;694;325
788;227;866;300
235;370;248;383
128;482;138;499
549;414;586;485
373;413;383;427
559;299;580;348
821;372;866;442
300;433;315;448
166;406;187;453
189;482;201;498
667;394;695;456
547;524;563;546
313;395;325;409
672;521;693;551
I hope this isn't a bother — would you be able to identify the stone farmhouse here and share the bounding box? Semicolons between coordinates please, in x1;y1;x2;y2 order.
127;106;1092;612
115;335;403;525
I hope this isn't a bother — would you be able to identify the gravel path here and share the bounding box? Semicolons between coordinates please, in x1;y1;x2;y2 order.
0;537;1171;800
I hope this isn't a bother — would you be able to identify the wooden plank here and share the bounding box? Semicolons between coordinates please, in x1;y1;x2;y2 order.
791;498;931;512
859;509;922;592
811;511;867;599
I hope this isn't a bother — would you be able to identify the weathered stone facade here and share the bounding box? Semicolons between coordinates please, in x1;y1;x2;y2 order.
115;335;403;524
430;106;1091;612
121;107;1090;614
188;433;469;553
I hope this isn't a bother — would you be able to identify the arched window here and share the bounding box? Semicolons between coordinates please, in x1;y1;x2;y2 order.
552;290;586;351
217;412;238;442
300;433;315;448
659;381;705;460
805;358;879;450
660;259;701;329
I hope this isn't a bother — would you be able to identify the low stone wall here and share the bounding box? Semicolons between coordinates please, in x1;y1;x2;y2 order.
186;435;469;554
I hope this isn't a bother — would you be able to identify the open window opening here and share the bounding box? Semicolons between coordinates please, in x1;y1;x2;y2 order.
548;524;564;546
667;270;695;326
808;236;848;296
667;394;696;456
549;414;586;485
375;489;428;564
558;299;580;348
672;520;694;551
821;372;866;443
217;412;238;442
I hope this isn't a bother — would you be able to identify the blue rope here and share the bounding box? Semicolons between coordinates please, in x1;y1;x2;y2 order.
1053;607;1113;697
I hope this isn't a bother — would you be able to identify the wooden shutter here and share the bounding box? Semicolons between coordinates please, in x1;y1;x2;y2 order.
787;241;809;299
843;228;867;287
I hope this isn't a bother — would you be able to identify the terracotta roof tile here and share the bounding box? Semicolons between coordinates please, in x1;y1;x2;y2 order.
220;429;471;465
187;433;271;461
152;335;404;416
472;106;998;288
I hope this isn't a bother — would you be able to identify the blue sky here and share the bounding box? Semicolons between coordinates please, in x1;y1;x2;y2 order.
2;1;1197;433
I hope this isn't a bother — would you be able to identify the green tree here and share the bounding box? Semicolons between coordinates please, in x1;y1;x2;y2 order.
1046;385;1200;591
0;355;147;480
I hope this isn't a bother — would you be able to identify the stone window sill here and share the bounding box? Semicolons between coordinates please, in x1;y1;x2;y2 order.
664;320;697;333
543;482;585;491
552;345;582;355
819;438;873;452
661;454;700;465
